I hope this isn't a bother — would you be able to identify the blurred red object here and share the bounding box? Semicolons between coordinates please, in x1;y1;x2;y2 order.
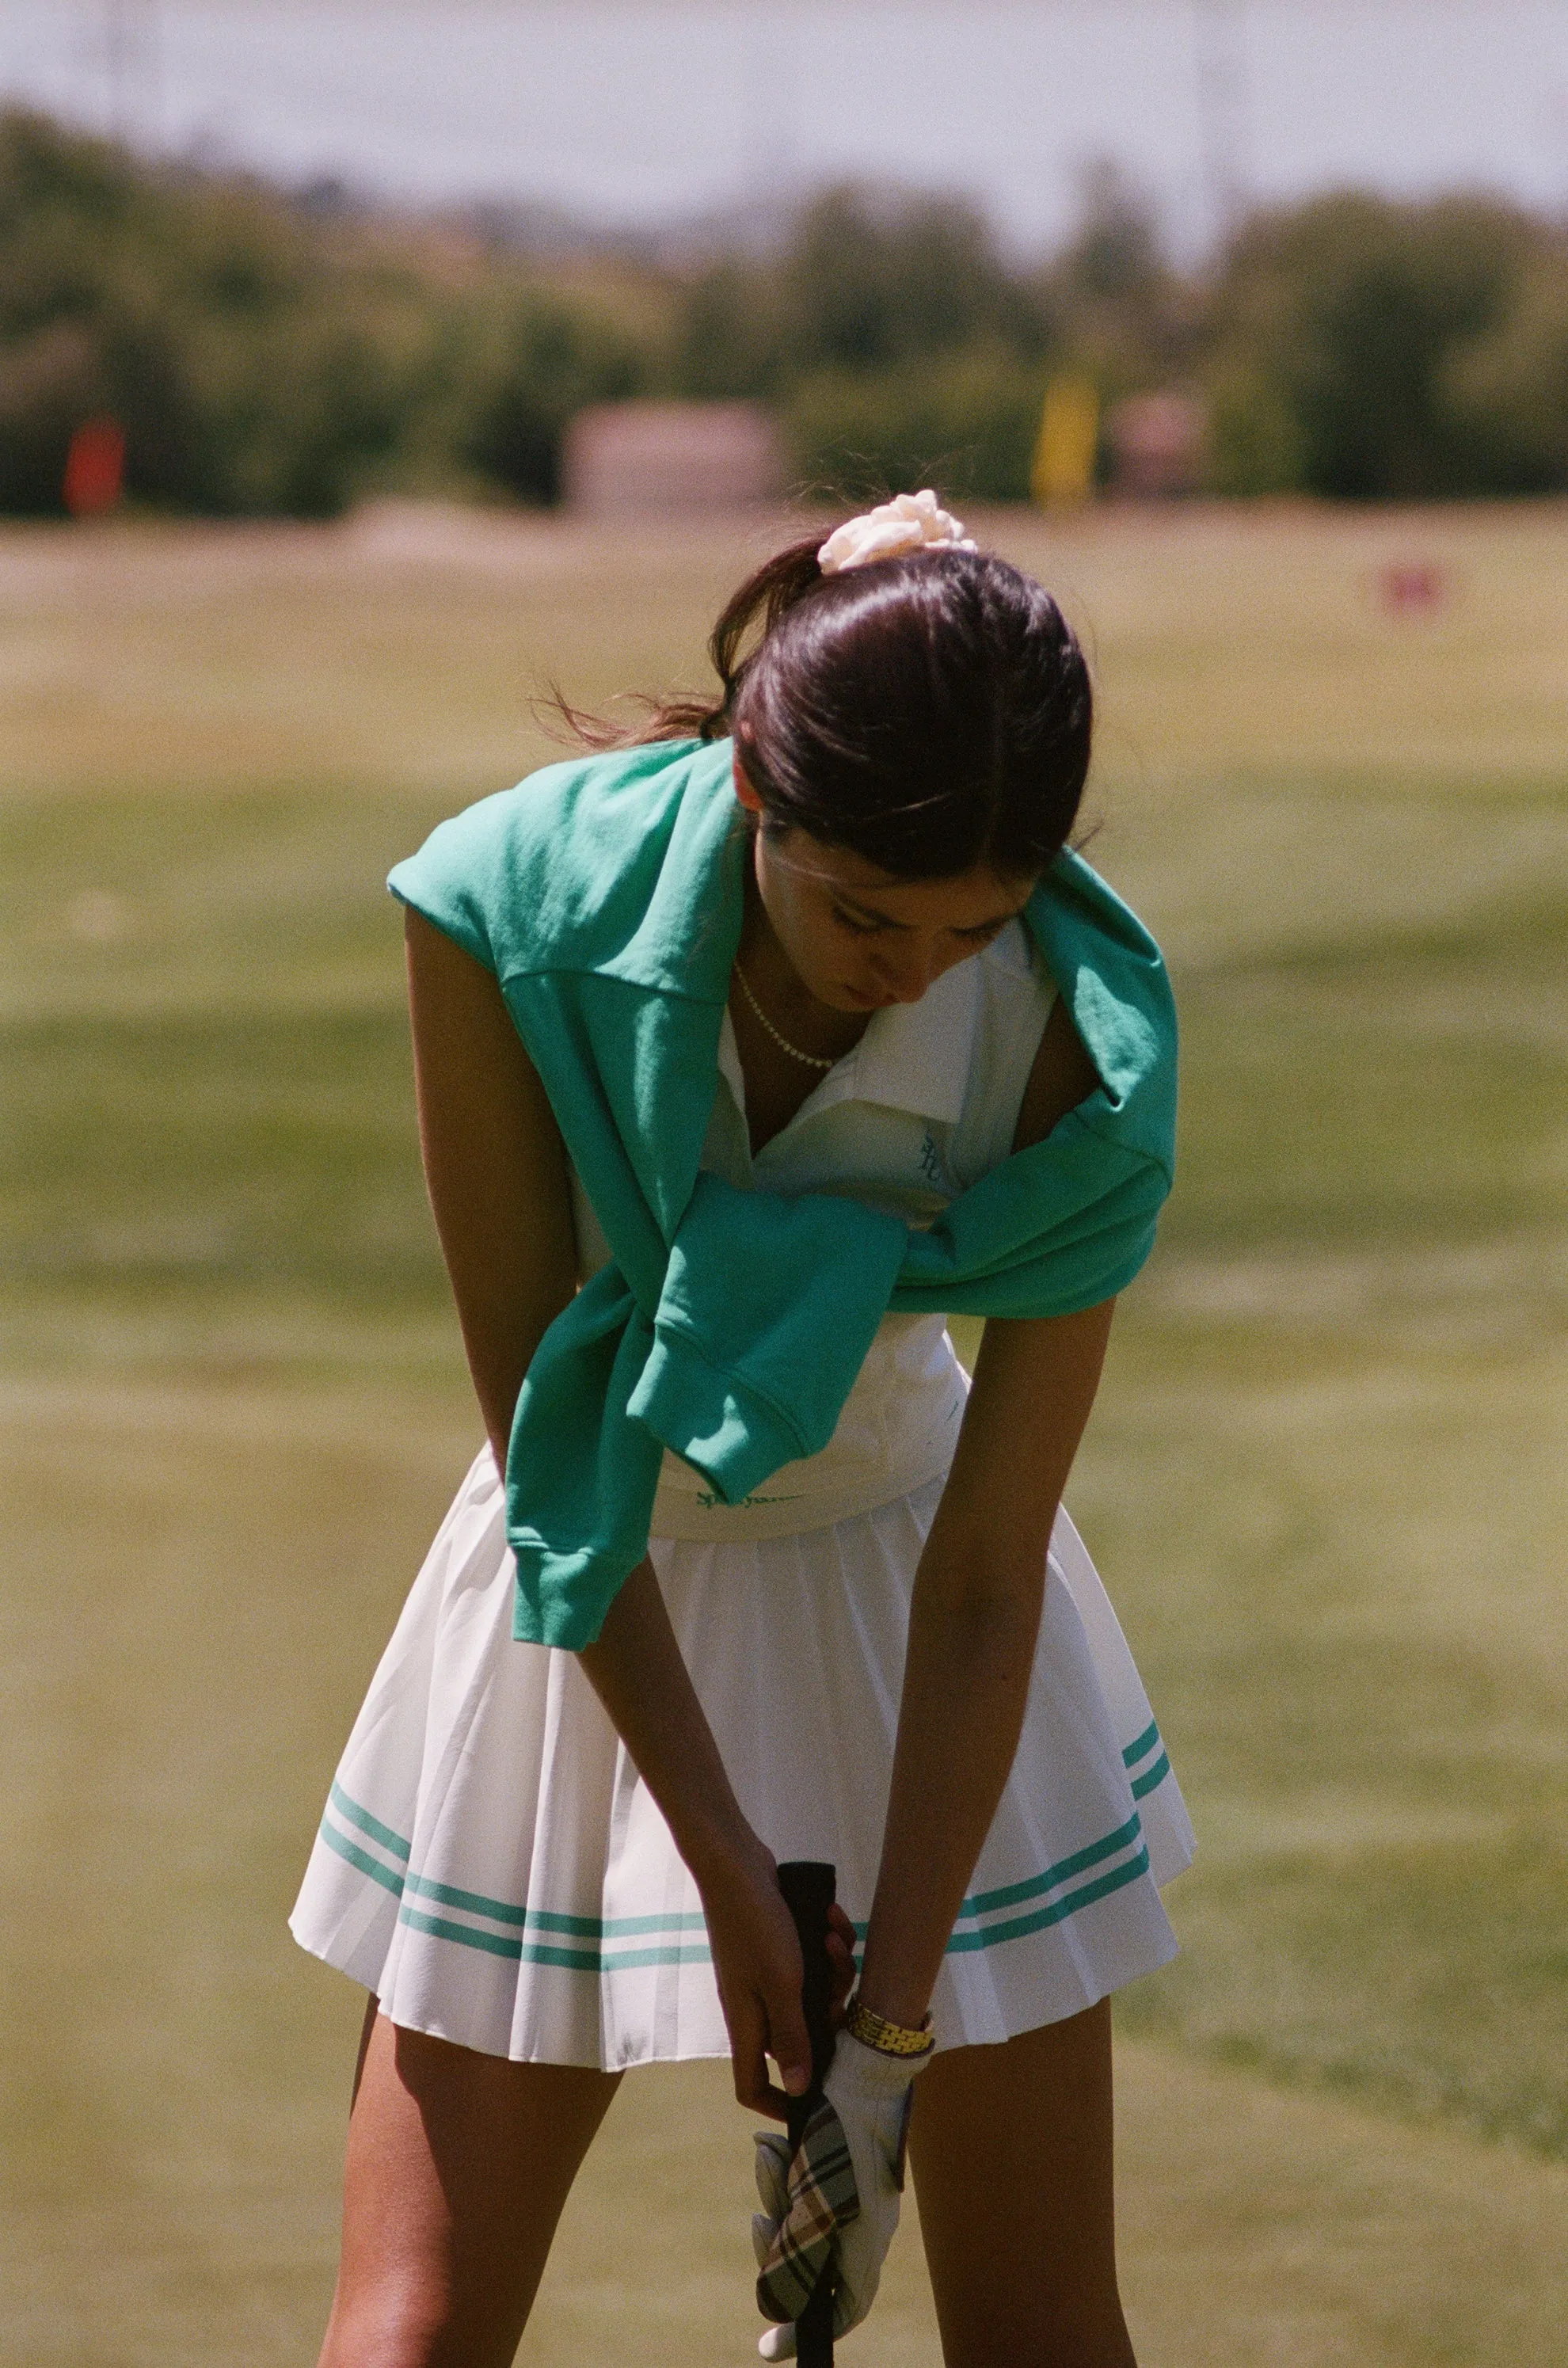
63;416;126;516
1378;561;1448;615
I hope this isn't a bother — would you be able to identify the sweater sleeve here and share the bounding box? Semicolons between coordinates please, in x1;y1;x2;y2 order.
387;739;717;981
386;787;527;976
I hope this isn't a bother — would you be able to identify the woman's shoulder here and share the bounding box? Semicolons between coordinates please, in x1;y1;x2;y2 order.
386;737;730;981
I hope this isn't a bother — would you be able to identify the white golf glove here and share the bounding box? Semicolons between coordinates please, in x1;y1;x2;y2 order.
752;2027;932;2358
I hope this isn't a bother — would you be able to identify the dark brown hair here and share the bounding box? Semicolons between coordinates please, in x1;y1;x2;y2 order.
552;528;1092;881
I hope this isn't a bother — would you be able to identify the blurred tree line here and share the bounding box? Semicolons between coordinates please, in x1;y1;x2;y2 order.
4;105;1568;516
0;108;648;516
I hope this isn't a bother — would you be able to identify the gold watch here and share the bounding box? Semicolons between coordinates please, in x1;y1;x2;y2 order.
845;1993;936;2059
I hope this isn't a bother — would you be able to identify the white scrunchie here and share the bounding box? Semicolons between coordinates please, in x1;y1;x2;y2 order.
817;489;977;575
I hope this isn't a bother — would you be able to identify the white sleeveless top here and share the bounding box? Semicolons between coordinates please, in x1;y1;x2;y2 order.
567;920;1056;1541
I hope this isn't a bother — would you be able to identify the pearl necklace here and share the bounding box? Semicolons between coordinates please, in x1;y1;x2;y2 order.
732;958;838;1071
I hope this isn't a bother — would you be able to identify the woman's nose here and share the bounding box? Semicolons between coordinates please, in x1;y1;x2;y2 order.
873;941;945;1001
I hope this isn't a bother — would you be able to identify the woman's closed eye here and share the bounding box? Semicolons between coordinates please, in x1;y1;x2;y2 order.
831;904;1008;946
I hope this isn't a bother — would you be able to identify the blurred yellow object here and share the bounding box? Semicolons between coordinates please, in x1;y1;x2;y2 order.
1032;375;1100;508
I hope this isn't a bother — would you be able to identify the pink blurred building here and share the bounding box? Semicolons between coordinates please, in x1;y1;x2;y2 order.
562;401;786;516
1106;392;1207;499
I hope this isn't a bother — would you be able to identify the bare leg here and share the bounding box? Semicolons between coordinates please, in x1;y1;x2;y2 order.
348;1990;378;2110
908;1999;1136;2368
318;2009;621;2368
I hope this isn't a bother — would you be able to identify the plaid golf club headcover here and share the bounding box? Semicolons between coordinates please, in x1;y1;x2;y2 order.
753;2097;862;2325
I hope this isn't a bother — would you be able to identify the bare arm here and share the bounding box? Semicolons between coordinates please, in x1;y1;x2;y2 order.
858;996;1113;2027
405;907;830;2107
405;906;579;1474
580;1561;835;2110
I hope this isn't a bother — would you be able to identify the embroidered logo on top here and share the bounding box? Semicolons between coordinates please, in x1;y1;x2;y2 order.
694;1488;806;1510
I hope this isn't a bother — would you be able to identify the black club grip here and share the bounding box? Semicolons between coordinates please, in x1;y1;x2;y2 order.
776;1860;839;2368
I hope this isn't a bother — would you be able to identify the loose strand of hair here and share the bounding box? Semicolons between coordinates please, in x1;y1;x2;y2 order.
537;534;830;756
531;681;725;752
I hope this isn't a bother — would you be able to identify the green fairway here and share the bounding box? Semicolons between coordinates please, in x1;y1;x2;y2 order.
2;501;1565;2361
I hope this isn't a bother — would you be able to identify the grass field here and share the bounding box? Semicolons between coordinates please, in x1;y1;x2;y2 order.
2;500;1566;2362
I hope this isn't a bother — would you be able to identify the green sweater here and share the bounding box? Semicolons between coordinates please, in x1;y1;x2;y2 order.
390;736;1177;1649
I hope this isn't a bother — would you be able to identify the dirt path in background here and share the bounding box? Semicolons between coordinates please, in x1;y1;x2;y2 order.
7;498;1568;801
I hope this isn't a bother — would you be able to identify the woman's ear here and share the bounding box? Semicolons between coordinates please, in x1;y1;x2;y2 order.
733;756;766;817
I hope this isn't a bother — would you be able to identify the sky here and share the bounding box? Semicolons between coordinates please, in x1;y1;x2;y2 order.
8;2;1568;258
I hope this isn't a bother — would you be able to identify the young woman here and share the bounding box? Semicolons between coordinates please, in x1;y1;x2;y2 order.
291;492;1192;2368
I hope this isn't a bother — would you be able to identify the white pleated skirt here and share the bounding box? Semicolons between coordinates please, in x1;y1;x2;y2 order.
290;1448;1193;2068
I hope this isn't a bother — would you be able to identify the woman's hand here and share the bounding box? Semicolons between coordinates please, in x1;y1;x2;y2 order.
700;1831;857;2117
578;1564;854;2115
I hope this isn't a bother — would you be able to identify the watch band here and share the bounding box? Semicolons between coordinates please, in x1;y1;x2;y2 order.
845;1993;936;2059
